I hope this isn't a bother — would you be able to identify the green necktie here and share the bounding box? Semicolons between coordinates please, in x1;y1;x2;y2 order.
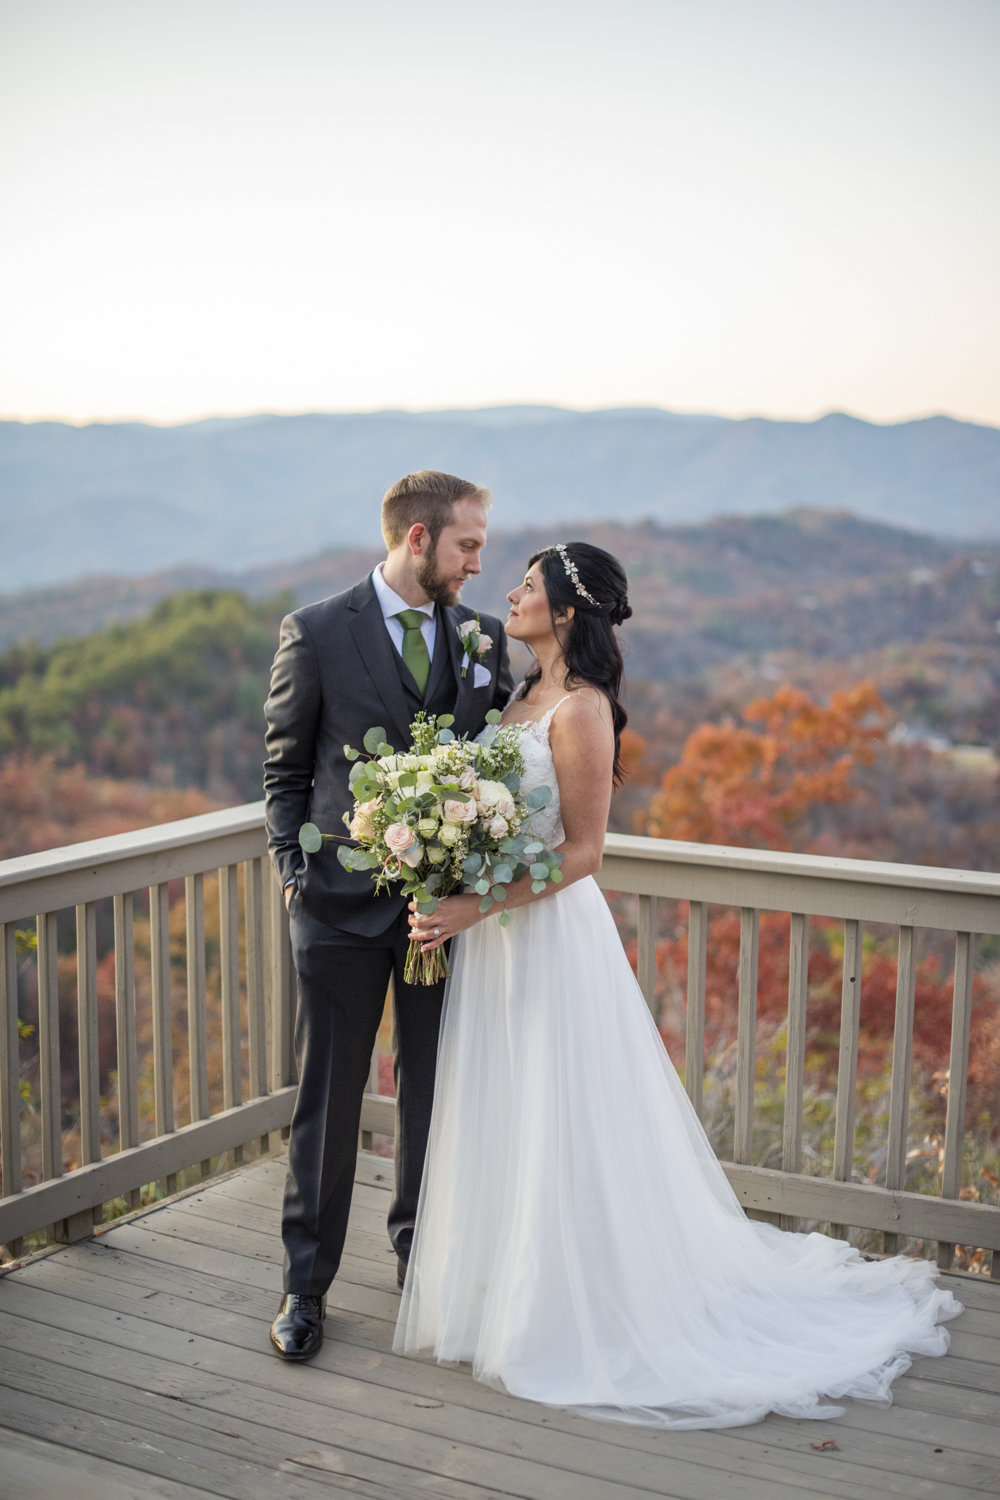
395;609;431;696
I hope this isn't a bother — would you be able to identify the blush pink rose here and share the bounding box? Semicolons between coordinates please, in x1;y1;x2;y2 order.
488;815;509;838
443;797;477;825
384;822;418;854
399;842;424;868
350;798;378;840
457;767;478;791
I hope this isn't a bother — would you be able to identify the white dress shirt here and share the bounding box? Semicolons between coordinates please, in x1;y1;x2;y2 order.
371;564;437;660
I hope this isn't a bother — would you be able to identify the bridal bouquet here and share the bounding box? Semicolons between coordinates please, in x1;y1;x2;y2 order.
298;710;564;984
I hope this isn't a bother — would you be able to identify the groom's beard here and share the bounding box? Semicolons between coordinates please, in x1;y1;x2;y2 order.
414;547;466;608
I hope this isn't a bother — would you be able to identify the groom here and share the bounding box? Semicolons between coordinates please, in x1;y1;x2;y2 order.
263;470;512;1360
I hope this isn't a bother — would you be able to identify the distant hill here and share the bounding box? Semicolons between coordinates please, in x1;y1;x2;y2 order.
2;406;999;588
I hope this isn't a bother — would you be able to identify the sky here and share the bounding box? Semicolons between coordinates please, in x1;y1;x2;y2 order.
1;0;998;427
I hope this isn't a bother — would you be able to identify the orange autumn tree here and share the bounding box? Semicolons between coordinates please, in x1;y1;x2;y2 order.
643;682;887;851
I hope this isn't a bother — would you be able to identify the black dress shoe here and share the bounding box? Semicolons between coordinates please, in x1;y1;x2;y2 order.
397;1255;408;1290
270;1293;326;1361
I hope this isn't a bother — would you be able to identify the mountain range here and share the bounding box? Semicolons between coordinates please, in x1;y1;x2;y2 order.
3;406;999;590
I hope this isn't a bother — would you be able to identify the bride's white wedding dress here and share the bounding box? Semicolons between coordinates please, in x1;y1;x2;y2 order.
394;696;960;1428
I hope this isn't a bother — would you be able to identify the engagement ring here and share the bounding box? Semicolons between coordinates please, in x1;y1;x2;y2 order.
434;927;440;936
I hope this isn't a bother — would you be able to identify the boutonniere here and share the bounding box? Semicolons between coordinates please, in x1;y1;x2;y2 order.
456;613;492;679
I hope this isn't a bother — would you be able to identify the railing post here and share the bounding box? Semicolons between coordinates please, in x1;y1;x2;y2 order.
0;922;22;1258
637;894;658;1020
685;901;707;1119
780;913;809;1230
938;932;975;1271
831;918;862;1239
884;925;916;1254
114;893;140;1208
734;908;759;1166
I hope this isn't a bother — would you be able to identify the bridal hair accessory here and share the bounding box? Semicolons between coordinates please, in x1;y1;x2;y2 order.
456;614;492;679
553;544;600;606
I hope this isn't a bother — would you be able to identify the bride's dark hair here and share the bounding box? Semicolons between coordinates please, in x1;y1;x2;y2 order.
519;541;632;784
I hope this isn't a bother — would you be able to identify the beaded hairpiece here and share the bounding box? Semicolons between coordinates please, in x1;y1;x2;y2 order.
553;543;599;606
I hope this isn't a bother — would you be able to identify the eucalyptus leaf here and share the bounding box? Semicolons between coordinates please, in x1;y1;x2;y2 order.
493;865;513;884
485;709;502;724
376;742;394;756
463;854;483;875
479;895;494;913
498;911;511;927
397;772;417;787
416;897;439;915
342;811;352;829
529;862;549;879
436;728;455;744
523;841;544;854
498;837;514;853
524;785;551;810
344;745;360;761
491;885;507;901
425;872;443;893
478;725;498;748
475;879;490;896
337;844;353;868
348;761;367;784
551;869;563;882
363;726;387;754
501;772;521;793
436;714;455;728
532;880;547;894
299;823;322;853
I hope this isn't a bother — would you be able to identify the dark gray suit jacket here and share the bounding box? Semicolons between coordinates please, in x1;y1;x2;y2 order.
263;574;513;935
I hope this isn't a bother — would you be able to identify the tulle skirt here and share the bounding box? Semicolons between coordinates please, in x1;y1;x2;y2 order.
393;876;960;1428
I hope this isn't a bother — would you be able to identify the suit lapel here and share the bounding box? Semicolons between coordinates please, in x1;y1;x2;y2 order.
440;604;478;729
347;577;416;748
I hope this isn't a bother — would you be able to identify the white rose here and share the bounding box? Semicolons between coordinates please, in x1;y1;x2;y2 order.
415;771;435;793
417;817;439;839
426;844;447;863
476;633;493;651
457;619;479;639
438;823;460;846
443;797;478;825
399;754;420;772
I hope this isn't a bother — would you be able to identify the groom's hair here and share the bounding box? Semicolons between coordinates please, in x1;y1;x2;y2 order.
381;470;492;549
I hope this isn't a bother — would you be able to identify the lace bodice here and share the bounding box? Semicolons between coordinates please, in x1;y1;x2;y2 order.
482;691;571;847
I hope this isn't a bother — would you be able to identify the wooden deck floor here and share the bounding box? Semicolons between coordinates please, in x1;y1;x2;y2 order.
1;1155;999;1500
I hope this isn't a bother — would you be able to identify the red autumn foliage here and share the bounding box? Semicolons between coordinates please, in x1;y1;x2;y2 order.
643;682;887;850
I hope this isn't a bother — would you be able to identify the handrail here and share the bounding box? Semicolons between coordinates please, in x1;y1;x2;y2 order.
1;806;998;1273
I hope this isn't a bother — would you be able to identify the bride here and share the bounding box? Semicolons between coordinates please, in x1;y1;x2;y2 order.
396;540;960;1429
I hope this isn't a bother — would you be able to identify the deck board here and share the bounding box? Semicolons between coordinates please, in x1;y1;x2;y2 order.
1;1152;999;1499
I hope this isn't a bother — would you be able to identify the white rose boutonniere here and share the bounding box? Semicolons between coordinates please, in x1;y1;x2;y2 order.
457;613;493;679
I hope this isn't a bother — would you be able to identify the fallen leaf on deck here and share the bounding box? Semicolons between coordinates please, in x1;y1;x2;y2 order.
811;1439;840;1452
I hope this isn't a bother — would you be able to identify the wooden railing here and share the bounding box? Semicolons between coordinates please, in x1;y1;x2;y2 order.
2;809;999;1274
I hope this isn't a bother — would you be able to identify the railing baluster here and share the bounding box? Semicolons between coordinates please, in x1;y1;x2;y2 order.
244;858;268;1156
637;894;658;1020
268;867;295;1146
150;883;176;1193
0;922;23;1257
114;893;139;1208
185;874;211;1178
66;901;101;1244
884;925;916;1254
831;918;862;1238
219;864;243;1164
780;913;810;1230
937;932;975;1271
685;901;707;1119
36;912;62;1242
734;907;759;1166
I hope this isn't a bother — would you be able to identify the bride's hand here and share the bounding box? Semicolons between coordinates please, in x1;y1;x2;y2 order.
408;893;483;952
